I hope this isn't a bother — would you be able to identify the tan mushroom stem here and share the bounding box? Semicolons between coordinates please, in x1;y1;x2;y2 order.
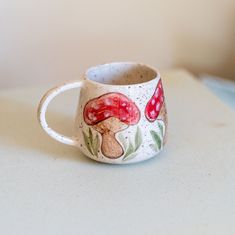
100;131;123;159
93;117;128;159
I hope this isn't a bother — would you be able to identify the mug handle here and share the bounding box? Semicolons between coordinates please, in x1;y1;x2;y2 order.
37;81;84;146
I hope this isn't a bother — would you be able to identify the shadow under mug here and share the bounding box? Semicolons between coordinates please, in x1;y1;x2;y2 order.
38;62;168;164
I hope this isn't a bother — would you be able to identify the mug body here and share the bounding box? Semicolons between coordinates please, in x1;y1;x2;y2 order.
74;62;167;164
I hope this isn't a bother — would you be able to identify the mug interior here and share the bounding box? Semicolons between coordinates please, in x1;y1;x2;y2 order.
86;62;158;85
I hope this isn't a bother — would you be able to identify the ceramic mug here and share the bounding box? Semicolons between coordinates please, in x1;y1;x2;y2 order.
38;62;168;164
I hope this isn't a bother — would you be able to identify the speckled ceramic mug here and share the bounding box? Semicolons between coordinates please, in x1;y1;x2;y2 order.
38;62;168;164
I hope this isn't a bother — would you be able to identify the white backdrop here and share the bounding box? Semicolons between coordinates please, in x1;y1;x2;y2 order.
1;0;235;88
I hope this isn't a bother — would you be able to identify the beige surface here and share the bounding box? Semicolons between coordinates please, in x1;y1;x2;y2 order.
1;0;235;89
0;70;235;234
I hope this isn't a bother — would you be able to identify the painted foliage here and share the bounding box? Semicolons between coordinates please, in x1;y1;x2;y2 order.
145;79;168;151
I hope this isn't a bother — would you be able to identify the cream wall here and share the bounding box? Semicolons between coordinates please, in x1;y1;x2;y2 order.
1;0;235;88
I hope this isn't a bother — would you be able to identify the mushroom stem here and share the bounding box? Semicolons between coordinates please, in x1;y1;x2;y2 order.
158;102;168;126
101;131;124;159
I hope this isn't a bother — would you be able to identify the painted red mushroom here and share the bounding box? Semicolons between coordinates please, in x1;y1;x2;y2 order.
83;92;140;159
145;79;166;121
145;79;168;142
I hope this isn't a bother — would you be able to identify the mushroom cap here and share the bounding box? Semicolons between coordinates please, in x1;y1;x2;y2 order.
83;92;140;126
145;79;165;122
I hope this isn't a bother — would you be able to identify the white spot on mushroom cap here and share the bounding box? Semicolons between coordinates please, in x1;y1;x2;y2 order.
151;99;155;105
155;88;159;96
104;98;112;106
104;111;111;118
121;103;126;107
150;110;156;117
156;102;161;111
88;112;97;121
91;103;100;110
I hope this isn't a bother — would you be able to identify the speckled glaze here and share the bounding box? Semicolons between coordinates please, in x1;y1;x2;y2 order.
38;62;168;164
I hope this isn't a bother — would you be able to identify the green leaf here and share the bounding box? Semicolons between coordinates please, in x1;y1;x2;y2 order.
89;127;93;146
122;126;142;161
157;122;164;137
150;130;162;150
123;141;134;160
82;131;94;155
122;152;138;161
93;133;100;157
150;144;159;152
134;126;142;151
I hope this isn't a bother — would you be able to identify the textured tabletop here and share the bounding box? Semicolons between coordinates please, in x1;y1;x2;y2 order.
0;70;235;235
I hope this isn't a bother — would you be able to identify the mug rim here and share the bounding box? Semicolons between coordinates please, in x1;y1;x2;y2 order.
84;61;161;87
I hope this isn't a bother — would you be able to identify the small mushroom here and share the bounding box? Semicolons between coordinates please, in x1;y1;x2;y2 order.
145;79;168;142
83;92;140;159
145;79;165;122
